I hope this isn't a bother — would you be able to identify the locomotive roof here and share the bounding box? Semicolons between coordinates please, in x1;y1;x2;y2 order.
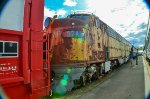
52;18;84;28
55;13;132;47
68;13;92;16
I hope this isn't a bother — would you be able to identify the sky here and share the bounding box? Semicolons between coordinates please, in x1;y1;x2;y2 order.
44;0;149;48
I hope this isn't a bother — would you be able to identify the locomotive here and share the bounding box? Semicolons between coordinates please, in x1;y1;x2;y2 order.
0;0;51;99
48;12;133;94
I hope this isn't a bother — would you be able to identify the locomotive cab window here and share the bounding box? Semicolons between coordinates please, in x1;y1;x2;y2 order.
62;31;85;38
69;14;90;22
0;41;18;57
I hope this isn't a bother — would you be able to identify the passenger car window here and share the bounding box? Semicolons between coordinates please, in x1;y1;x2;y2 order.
0;41;18;57
4;42;17;53
0;42;3;53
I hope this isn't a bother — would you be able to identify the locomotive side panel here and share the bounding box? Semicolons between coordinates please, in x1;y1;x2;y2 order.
121;42;126;57
86;16;106;62
108;34;122;59
109;37;116;59
107;26;132;64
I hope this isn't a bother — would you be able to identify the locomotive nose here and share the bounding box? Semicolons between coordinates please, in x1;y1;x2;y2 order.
63;37;73;49
62;30;85;49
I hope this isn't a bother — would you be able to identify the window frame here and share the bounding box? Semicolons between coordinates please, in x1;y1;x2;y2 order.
0;42;3;53
95;18;100;27
0;41;18;58
0;0;25;31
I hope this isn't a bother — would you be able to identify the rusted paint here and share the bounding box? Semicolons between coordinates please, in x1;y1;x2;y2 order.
49;14;131;66
49;16;105;65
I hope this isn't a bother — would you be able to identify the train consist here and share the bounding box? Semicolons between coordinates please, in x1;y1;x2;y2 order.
48;13;133;94
143;11;150;60
0;1;137;98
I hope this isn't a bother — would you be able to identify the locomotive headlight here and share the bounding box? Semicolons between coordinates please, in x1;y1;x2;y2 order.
44;17;51;28
72;22;75;26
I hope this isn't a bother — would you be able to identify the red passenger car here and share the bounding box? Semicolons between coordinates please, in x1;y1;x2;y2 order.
0;0;50;99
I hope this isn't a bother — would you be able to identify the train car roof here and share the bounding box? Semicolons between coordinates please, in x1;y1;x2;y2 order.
67;13;133;47
52;18;84;28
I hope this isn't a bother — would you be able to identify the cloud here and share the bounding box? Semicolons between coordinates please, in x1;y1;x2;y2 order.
44;7;56;18
44;0;148;47
44;7;67;18
57;9;67;17
126;36;134;40
63;0;77;7
137;22;147;30
86;0;149;38
125;29;147;47
138;44;144;47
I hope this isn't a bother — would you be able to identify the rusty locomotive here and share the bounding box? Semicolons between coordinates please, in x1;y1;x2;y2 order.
47;13;133;94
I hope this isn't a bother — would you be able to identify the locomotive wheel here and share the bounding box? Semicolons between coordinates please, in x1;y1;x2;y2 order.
95;72;99;80
80;76;86;87
117;60;120;67
92;72;99;81
87;75;92;83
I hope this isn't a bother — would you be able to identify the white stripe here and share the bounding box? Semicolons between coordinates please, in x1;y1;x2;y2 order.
142;56;150;98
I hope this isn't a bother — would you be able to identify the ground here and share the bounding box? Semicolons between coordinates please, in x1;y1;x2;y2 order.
47;56;150;99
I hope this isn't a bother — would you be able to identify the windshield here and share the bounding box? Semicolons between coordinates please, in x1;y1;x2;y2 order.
69;15;90;21
62;30;84;38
